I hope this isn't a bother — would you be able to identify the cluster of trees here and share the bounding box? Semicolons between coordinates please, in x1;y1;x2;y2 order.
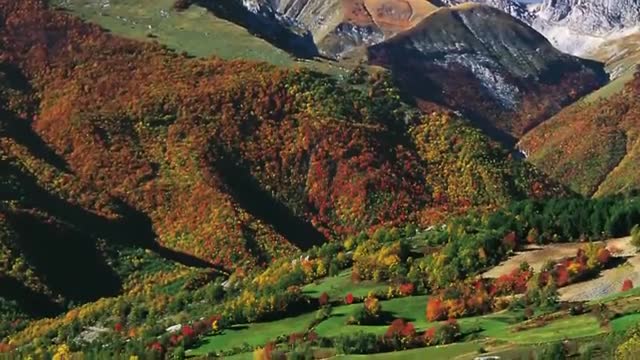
413;195;640;289
332;318;461;355
426;281;492;322
490;264;532;297
351;232;410;282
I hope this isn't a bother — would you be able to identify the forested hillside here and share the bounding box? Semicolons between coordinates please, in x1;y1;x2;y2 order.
0;0;561;318
520;67;640;196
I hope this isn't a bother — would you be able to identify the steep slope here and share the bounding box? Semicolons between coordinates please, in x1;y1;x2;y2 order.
519;67;640;196
446;0;640;57
0;0;559;290
192;0;440;58
367;5;607;143
532;0;640;56
440;0;534;22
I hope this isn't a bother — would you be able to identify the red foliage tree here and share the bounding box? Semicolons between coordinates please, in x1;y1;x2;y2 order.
181;324;195;339
555;263;570;287
399;283;415;296
502;231;517;251
426;298;446;322
345;293;354;305
597;248;611;265
423;326;437;345
319;292;329;306
622;279;634;292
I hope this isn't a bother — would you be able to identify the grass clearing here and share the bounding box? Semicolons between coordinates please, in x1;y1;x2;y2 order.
499;315;604;344
335;341;483;360
303;270;389;300
611;312;640;332
314;295;431;338
52;0;346;74
189;311;316;356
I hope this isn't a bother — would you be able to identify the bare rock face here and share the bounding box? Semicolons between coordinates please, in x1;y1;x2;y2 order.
440;0;534;22
443;0;640;56
232;0;439;58
532;0;640;55
535;0;640;35
226;0;640;57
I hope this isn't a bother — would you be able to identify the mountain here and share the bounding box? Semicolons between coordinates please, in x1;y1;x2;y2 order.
440;0;534;22
448;0;640;57
195;0;440;58
367;4;607;143
0;0;562;317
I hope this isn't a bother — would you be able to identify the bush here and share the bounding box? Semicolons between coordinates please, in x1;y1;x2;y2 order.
434;319;461;345
334;332;381;354
622;279;634;292
383;319;417;350
631;225;640;250
535;342;566;360
346;299;382;325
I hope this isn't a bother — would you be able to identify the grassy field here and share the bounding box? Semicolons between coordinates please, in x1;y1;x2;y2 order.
313;295;431;338
189;294;640;359
302;270;389;300
611;313;640;332
189;311;317;356
336;341;483;360
499;315;604;344
582;68;636;103
51;0;346;74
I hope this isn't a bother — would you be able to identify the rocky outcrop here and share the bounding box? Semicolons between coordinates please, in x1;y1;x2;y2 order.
440;0;534;22
532;0;640;56
204;0;439;58
445;0;640;56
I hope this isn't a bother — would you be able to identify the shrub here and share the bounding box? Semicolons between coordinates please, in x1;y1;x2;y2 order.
617;325;640;359
535;342;566;360
319;292;329;306
334;332;381;354
622;279;634;292
345;293;354;305
631;225;640;251
398;283;415;296
433;319;461;346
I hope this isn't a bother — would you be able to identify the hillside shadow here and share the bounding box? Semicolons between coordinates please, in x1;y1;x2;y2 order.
209;148;326;251
0;275;62;318
2;162;229;274
1;113;72;173
0;63;72;173
5;211;122;303
192;0;318;59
